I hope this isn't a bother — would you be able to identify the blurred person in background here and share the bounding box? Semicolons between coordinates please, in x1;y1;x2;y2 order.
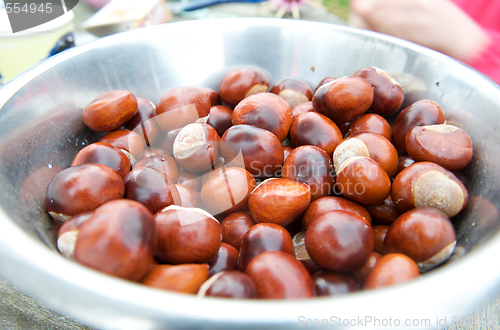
349;0;500;85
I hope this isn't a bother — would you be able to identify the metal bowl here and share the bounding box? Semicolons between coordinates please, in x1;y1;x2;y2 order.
1;18;500;330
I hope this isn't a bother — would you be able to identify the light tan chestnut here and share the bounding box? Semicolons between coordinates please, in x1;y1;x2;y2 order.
405;124;473;172
173;123;220;172
248;178;311;227
392;162;468;217
384;207;456;272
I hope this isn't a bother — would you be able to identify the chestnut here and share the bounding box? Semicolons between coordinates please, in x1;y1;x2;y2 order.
363;253;420;290
305;210;373;273
283;146;294;162
393;99;446;153
365;195;403;226
270;78;313;109
405;124;473;171
245;251;315;299
220;211;257;251
208;242;240;277
176;169;202;191
173;123;220;172
98;129;145;166
200;87;221;106
289;112;343;158
141;264;209;294
248;178;311;227
74;199;156;282
333;132;398;177
175;184;202;208
57;211;93;258
312;76;374;125
200;167;256;216
197;271;257;298
301;196;372;229
133;155;180;185
123;97;161;145
218;67;270;107
314;76;337;93
124;167;181;214
71;142;131;179
45;164;125;222
155;86;211;133
220;125;284;178
351;252;382;286
83;90;138;132
352;66;404;117
384;207;456;272
232;92;292;142
152;128;181;156
391;161;468;217
207;105;233;137
238;223;295;273
282;145;335;201
346;113;392;141
396;155;415;176
335;156;391;206
292;231;322;275
372;224;389;255
140;147;168;159
154;205;222;264
312;271;359;296
292;101;315;119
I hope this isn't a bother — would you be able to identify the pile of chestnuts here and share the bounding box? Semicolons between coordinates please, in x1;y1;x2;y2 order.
45;65;473;299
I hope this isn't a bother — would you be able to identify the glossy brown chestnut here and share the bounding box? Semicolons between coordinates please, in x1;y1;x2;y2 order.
57;211;93;258
176;169;202;191
292;101;315;119
405;124;473;171
218;67;270;107
391;161;468;217
139;147;168;159
154;205;222;264
333;132;398;177
175;184;202;208
282;145;335;201
335;156;391;206
292;231;322;275
124;167;181;214
372;224;389;255
395;155;415;176
363;253;420;290
365;195;403;226
270;78;313;109
123;97;161;145
301;196;372;229
312;271;359;296
384;207;456;272
134;155;180;185
283;146;294;162
220;125;284;178
245;251;314;299
208;243;240;277
201;167;256;216
173;123;220;172
351;252;382;286
200;87;221;106
314;76;337;93
197;271;257;298
289;112;343;157
312;76;374;125
238;223;295;273
98;129;145;165
71;142;131;179
346;113;392;141
220;212;257;251
207;105;233;137
45;164;125;222
305;210;373;273
141;264;209;294
248;178;311;227
74;199;156;281
232;92;293;142
155;86;211;132
393;99;446;153
83;90;138;132
352;67;404;117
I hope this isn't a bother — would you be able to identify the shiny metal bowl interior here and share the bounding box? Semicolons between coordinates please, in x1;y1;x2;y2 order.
1;18;500;329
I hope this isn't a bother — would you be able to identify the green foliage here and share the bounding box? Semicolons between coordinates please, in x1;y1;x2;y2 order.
322;0;350;21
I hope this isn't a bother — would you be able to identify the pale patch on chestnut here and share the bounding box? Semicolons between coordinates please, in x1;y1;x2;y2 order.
413;170;465;217
279;89;310;109
245;84;269;98
337;155;364;176
333;139;370;174
120;148;137;167
418;241;456;272
57;230;79;258
48;211;72;222
159;205;219;226
173;123;207;158
292;231;310;260
196;271;226;297
373;67;400;86
424;124;458;133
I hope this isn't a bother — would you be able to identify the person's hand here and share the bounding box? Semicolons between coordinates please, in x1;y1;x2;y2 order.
349;0;490;63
